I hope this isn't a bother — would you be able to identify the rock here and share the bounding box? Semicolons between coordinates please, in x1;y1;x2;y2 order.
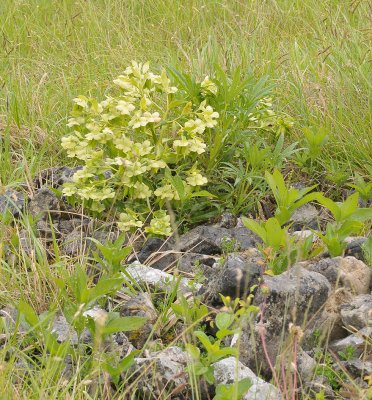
238;267;331;376
0;306;27;334
212;357;281;400
52;312;91;345
342;358;372;378
178;226;232;254
124;263;201;293
340;294;372;330
129;346;190;399
177;252;218;274
289;203;319;231
61;225;118;258
57;218;91;235
305;256;371;295
18;229;38;256
304;288;353;344
119;292;157;348
306;376;335;399
36;219;59;240
218;212;237;229
28;187;61;220
296;349;317;384
329;326;372;357
178;225;259;255
33;166;81;189
0;189;26;217
344;237;368;262
51;313;79;345
201;253;264;306
338;257;371;294
136;237;177;271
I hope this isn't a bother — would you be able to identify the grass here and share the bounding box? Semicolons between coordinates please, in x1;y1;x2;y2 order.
0;1;371;399
0;0;371;185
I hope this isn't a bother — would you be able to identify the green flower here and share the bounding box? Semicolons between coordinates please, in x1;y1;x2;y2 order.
186;173;208;186
200;76;218;96
154;184;180;200
145;210;172;237
132;182;152;199
117;211;143;232
188;138;206;154
184;118;206;135
116;100;135;115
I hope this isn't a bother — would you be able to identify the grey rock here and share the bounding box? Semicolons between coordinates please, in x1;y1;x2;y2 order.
340;294;372;330
304;288;353;344
136;237;177;271
239;267;331;376
129;346;190;399
18;229;34;255
305;256;372;294
124;264;201;293
57;218;91;235
177;252;218;274
201;253;264;305
342;358;372;378
52;313;91;345
178;225;259;255
212;357;281;400
289;203;319;231
28;187;61;220
0;306;27;334
218;212;237;229
0;189;26;217
306;376;335;399
296;349;317;384
119;292;157;348
329;326;372;357
33;166;82;189
61;225;118;258
51;313;79;345
36;219;59;240
344;237;368;262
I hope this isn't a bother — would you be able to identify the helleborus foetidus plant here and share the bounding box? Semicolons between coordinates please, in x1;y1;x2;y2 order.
61;61;219;236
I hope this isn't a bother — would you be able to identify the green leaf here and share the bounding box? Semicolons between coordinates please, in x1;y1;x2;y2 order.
18;300;39;327
349;208;372;222
102;316;146;334
215;312;234;331
242;217;266;242
186;343;200;360
194;330;214;352
339;192;359;221
87;276;124;303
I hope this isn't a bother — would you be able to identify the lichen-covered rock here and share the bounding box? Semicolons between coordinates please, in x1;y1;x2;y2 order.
289;203;319;231
33;166;81;189
238;266;331;376
28;187;61;220
124;263;201;293
200;252;264;306
128;347;191;399
329;326;372;357
304;256;371;294
340;294;372;330
119;292;157;348
304;288;353;344
136;237;177;271
178;225;260;255
212;357;281;400
0;189;26;217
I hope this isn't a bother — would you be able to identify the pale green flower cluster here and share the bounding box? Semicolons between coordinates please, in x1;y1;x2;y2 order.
247;97;294;133
61;61;219;236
